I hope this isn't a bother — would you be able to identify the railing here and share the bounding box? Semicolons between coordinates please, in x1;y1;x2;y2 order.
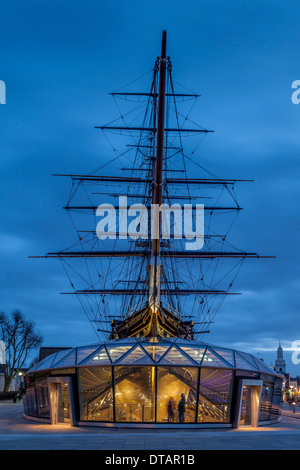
116;404;155;422
84;398;230;423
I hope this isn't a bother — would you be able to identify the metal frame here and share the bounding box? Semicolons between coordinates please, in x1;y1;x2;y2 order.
76;365;234;426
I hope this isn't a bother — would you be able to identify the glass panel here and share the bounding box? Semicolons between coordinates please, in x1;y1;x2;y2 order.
259;375;274;421
198;368;233;423
211;348;235;367
174;338;199;345
106;345;132;363
24;375;37;417
118;346;153;364
237;351;258;370
159;347;196;365
35;373;50;419
78;366;113;421
56;383;71;424
114;366;155;422
49;349;72;368
254;357;273;373
271;378;282;419
76;346;99;365
81;347;110;365
235;352;256;370
142;344;171;362
201;348;231;368
53;350;77;368
180;346;206;364
50;368;76;375
35;355;56;371
239;385;252;425
157;367;198;423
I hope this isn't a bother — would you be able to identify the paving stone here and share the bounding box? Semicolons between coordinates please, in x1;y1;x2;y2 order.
1;404;300;450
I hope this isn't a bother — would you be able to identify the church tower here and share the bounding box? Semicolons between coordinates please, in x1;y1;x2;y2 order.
274;341;286;374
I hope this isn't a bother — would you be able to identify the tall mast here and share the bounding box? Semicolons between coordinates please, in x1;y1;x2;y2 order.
153;29;167;256
149;30;167;334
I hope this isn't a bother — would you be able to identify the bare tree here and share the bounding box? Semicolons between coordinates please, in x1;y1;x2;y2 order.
0;311;43;392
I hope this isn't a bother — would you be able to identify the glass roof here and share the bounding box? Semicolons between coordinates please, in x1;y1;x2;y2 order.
26;337;279;376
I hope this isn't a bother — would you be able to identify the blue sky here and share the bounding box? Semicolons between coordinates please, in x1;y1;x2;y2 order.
0;0;300;373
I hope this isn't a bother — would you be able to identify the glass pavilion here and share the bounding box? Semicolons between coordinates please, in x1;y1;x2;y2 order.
23;337;283;427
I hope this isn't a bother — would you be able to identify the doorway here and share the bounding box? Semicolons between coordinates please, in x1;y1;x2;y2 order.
235;379;263;428
48;377;75;426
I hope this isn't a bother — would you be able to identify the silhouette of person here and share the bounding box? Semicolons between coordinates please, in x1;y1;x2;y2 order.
178;393;186;423
167;398;174;422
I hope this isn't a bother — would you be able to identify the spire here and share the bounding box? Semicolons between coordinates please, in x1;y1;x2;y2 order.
275;340;286;374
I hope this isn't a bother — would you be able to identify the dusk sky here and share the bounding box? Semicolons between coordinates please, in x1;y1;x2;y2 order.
1;0;300;373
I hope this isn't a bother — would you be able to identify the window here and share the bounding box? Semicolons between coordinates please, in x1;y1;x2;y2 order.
114;366;155;422
78;367;113;421
259;374;275;421
198;368;233;423
271;378;282;419
24;375;37;417
35;372;50;419
156;367;198;423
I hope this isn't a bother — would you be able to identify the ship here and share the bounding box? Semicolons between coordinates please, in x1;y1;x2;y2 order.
33;30;271;342
25;32;282;430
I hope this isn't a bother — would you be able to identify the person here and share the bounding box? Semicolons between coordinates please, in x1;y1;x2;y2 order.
167;398;174;423
178;393;186;423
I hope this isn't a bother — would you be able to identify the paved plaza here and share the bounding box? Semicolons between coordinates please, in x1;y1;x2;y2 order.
0;402;300;450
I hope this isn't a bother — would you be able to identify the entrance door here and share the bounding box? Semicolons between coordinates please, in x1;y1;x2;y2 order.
48;377;75;426
235;379;263;428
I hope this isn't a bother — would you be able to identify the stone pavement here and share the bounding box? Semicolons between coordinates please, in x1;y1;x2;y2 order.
0;403;300;450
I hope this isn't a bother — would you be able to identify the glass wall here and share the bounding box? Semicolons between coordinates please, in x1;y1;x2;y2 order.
270;377;282;420
25;366;281;425
35;372;50;419
56;383;71;424
114;366;155;422
198;368;233;423
157;366;198;423
24;374;37;417
239;385;253;425
259;374;274;422
78;366;113;421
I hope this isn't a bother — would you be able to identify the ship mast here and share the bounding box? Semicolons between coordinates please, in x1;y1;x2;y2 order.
149;30;167;335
